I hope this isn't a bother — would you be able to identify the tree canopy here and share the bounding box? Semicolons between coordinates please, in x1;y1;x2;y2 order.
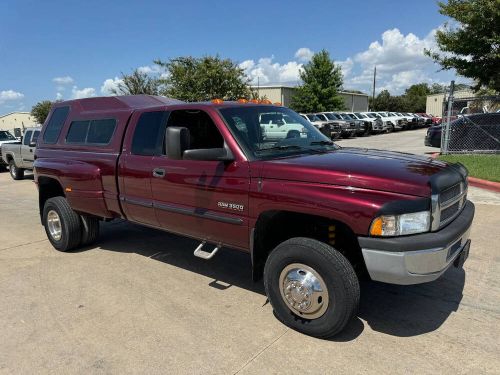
290;50;345;112
110;69;161;95
425;0;500;92
369;83;458;112
155;55;251;101
31;100;53;124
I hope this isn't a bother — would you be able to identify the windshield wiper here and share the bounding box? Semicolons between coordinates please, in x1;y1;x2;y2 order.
309;140;334;146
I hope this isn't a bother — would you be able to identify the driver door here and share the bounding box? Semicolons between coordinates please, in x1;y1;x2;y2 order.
150;107;250;249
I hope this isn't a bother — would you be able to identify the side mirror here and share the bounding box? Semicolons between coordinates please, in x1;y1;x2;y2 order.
166;126;190;160
183;147;234;161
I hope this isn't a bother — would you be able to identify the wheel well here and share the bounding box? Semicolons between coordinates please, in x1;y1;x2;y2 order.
5;154;13;162
38;177;65;222
252;211;364;281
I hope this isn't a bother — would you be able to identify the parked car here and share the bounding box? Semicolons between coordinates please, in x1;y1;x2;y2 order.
416;113;435;126
349;112;376;135
386;112;408;130
328;112;358;138
260;112;306;140
316;112;356;138
403;113;426;128
1;127;41;179
340;112;368;136
300;113;341;139
0;130;19;169
366;112;400;132
425;113;500;150
359;112;386;133
34;95;474;338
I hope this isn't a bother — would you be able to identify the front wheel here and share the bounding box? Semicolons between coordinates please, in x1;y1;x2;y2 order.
9;160;24;180
264;237;360;338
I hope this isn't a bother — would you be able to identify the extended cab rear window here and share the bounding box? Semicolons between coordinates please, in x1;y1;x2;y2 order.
43;106;70;143
131;111;170;156
66;119;116;145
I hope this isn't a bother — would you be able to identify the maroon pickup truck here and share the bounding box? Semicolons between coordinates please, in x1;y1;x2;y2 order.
34;95;474;338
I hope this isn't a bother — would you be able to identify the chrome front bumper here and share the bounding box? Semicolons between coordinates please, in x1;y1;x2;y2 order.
358;201;474;285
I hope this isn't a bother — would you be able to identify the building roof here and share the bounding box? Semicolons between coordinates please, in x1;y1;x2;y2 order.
0;111;32;118
251;84;369;97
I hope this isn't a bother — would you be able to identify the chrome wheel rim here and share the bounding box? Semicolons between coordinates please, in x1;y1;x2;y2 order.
47;210;62;241
279;263;329;320
10;164;16;177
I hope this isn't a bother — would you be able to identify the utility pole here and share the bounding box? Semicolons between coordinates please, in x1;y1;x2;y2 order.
371;66;376;109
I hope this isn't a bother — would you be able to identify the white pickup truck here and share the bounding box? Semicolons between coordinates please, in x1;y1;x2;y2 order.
0;130;19;169
1;127;41;180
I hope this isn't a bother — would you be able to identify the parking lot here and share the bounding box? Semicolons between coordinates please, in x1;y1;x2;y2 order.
1;129;500;374
336;127;438;155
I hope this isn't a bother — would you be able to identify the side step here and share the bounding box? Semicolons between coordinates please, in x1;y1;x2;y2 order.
193;242;221;260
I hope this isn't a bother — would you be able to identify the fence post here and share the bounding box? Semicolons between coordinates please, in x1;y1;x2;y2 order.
442;80;455;154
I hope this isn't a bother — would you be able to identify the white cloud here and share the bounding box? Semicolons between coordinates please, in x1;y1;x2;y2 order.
294;47;314;62
71;86;96;99
240;56;302;85
100;77;123;95
56;92;63;100
0;90;24;104
342;27;464;94
53;76;74;85
338;58;354;80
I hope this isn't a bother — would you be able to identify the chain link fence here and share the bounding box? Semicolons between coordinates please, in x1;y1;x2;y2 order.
441;84;500;154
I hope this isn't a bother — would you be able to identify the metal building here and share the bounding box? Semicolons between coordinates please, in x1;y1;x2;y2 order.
0;112;38;137
426;90;477;116
251;85;369;111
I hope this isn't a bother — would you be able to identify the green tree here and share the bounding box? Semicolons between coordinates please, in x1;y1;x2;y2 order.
290;50;345;112
425;0;500;92
370;90;405;111
403;83;432;112
111;69;161;95
155;55;251;101
31;100;53;124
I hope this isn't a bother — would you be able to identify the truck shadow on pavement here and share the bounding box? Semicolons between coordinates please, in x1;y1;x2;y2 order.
96;220;465;341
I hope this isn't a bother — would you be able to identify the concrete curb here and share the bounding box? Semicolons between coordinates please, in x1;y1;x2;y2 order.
430;152;500;193
468;177;500;193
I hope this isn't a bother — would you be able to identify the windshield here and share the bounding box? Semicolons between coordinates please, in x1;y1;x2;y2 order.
323;113;336;121
220;106;339;160
306;114;321;122
0;131;16;141
365;113;376;118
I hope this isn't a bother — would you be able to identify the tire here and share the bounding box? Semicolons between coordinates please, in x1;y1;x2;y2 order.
286;130;301;139
80;214;100;246
42;196;82;251
387;124;395;133
264;237;360;338
364;125;372;136
9;160;24;180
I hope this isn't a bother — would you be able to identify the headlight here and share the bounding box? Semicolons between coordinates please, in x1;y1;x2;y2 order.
370;211;430;236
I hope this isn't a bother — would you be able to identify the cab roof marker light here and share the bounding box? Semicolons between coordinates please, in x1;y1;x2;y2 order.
211;99;224;104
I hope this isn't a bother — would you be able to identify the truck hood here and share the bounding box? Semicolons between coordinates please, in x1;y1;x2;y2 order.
0;140;18;145
260;147;449;197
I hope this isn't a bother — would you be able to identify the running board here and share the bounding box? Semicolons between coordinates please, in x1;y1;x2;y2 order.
193;242;221;260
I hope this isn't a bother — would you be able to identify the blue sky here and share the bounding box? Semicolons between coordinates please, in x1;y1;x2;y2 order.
0;0;465;114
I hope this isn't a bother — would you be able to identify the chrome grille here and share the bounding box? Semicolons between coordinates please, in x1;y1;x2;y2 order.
440;201;461;222
431;181;468;230
440;183;461;204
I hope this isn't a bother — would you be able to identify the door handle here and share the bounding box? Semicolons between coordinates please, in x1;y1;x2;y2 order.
152;168;165;178
30;149;33;152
